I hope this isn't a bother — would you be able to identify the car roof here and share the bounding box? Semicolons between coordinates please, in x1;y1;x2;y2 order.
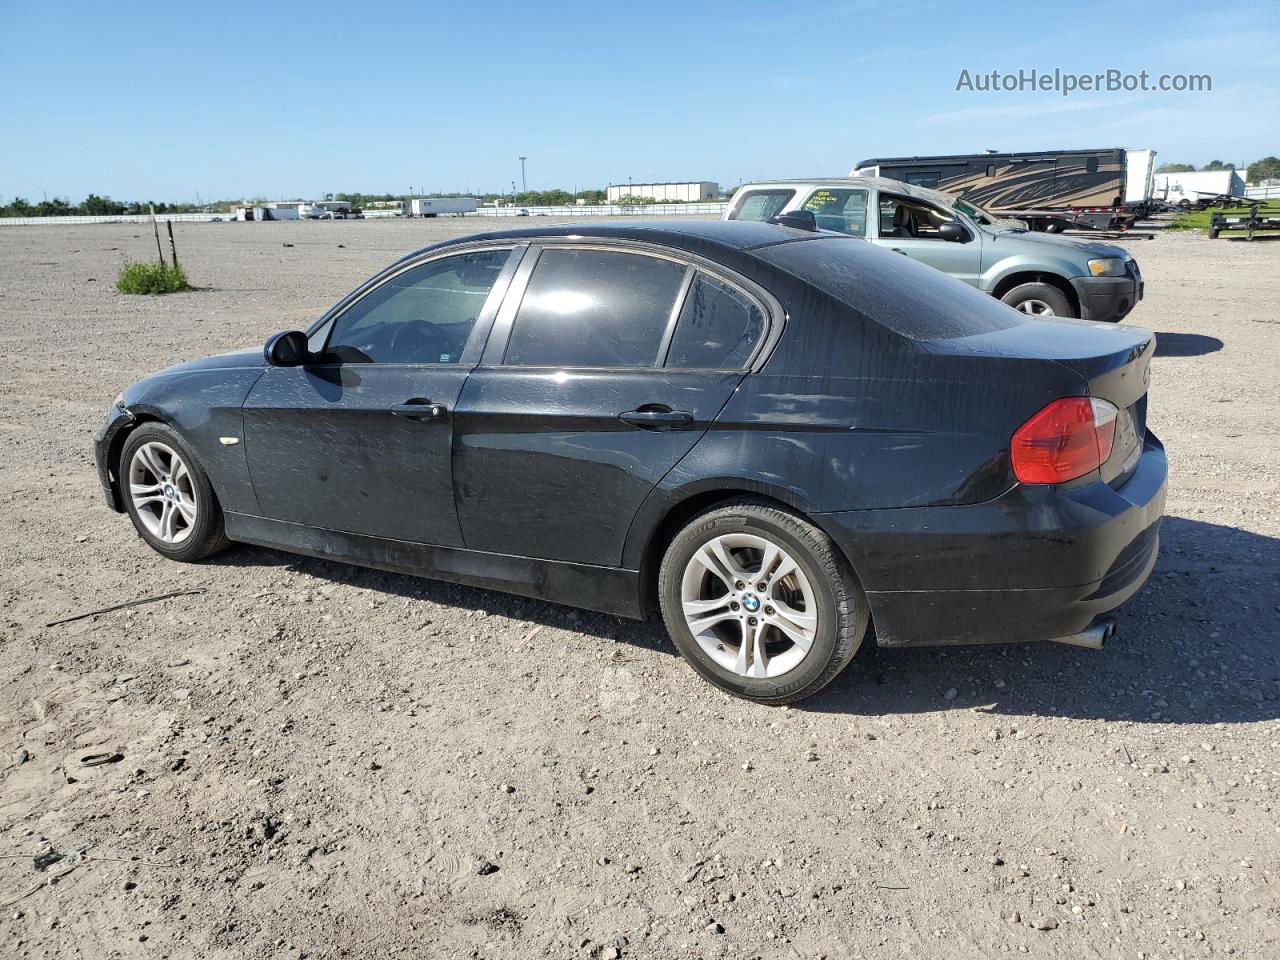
735;176;961;208
411;218;823;263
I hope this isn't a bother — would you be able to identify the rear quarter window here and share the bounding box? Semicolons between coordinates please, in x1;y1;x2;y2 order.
756;238;1027;341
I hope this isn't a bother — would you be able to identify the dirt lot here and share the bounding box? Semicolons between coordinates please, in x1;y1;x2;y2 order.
1;219;1277;960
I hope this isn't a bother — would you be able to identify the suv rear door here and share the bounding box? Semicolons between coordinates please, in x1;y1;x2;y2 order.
453;242;774;567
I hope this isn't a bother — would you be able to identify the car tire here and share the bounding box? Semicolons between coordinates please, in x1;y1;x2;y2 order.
1000;282;1075;318
119;423;231;562
658;500;869;705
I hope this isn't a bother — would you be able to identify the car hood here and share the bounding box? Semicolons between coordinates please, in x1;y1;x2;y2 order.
155;347;266;376
983;229;1128;259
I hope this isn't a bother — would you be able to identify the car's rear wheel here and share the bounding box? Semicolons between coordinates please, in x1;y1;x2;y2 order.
120;423;230;562
1000;281;1075;318
658;500;868;705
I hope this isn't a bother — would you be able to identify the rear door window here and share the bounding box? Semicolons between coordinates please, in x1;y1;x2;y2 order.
801;188;868;236
664;273;765;369
504;248;685;367
728;189;795;222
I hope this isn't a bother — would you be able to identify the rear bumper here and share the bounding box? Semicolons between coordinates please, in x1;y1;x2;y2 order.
817;433;1167;647
1071;273;1142;323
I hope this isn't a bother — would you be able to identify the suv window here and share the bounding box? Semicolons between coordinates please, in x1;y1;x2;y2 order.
728;189;795;222
878;195;959;241
324;249;509;363
665;273;765;369
504;248;686;367
800;188;868;236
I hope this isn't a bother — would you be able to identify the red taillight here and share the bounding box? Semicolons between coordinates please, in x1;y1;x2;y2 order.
1011;397;1119;484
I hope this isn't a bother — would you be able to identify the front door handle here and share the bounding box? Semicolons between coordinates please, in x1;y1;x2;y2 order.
390;399;448;420
620;407;694;430
890;248;908;255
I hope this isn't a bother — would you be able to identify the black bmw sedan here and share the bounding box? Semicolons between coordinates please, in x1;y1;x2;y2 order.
94;220;1166;704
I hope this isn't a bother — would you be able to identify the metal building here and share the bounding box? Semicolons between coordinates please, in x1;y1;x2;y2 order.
605;181;720;203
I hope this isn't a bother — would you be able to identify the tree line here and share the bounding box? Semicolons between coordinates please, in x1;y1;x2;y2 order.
1;195;208;217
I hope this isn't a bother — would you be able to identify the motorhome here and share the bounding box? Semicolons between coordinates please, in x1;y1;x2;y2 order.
853;148;1157;231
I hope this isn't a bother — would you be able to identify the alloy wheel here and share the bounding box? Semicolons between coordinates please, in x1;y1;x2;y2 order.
679;533;818;679
128;441;197;544
1016;298;1055;316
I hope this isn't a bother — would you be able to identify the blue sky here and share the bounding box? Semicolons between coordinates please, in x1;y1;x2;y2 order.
2;0;1277;202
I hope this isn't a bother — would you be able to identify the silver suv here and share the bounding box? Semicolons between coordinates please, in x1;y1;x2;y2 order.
725;177;1143;322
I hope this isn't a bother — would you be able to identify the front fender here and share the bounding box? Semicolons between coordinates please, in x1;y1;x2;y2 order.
113;367;267;516
979;253;1085;293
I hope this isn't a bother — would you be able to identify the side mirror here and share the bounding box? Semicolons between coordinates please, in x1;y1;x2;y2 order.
769;209;817;231
939;222;968;243
264;330;310;367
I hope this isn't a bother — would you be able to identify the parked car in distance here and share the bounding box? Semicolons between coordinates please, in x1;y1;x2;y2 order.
94;220;1166;704
726;177;1144;322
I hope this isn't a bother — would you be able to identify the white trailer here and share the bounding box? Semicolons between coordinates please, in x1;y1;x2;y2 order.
409;197;478;217
234;205;300;221
1153;170;1246;206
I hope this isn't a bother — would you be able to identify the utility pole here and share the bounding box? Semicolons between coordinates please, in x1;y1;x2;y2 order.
519;156;527;193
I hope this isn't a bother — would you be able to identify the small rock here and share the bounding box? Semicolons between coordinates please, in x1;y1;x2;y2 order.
994;678;1006;689
704;921;724;934
601;948;620;960
1007;912;1021;924
943;687;958;701
477;861;499;876
123;880;137;892
1032;918;1058;931
500;784;515;794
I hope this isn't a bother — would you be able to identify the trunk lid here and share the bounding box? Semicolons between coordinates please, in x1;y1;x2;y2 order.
934;317;1154;486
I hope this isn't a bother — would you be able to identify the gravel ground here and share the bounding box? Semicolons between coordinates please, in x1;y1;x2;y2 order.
1;219;1277;960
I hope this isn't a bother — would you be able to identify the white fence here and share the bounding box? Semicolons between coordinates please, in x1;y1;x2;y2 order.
0;212;235;227
1244;185;1280;201
465;202;728;218
0;202;730;227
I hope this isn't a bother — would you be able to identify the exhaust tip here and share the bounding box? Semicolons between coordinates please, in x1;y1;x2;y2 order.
1050;618;1115;650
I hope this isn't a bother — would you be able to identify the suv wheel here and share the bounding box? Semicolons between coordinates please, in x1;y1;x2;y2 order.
658;500;868;705
1000;281;1074;318
120;423;231;562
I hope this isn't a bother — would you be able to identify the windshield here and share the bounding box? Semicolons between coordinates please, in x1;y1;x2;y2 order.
952;196;1027;231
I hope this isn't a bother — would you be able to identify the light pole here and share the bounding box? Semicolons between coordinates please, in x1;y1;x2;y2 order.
519;156;527;193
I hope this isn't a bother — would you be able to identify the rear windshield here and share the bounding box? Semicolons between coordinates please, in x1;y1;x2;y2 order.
755;237;1028;341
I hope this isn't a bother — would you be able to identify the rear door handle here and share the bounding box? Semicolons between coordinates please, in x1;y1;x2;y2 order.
390;399;448;420
620;408;694;430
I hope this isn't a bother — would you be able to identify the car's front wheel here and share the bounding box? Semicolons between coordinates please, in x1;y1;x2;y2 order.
119;423;230;562
658;501;868;705
1000;281;1075;318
